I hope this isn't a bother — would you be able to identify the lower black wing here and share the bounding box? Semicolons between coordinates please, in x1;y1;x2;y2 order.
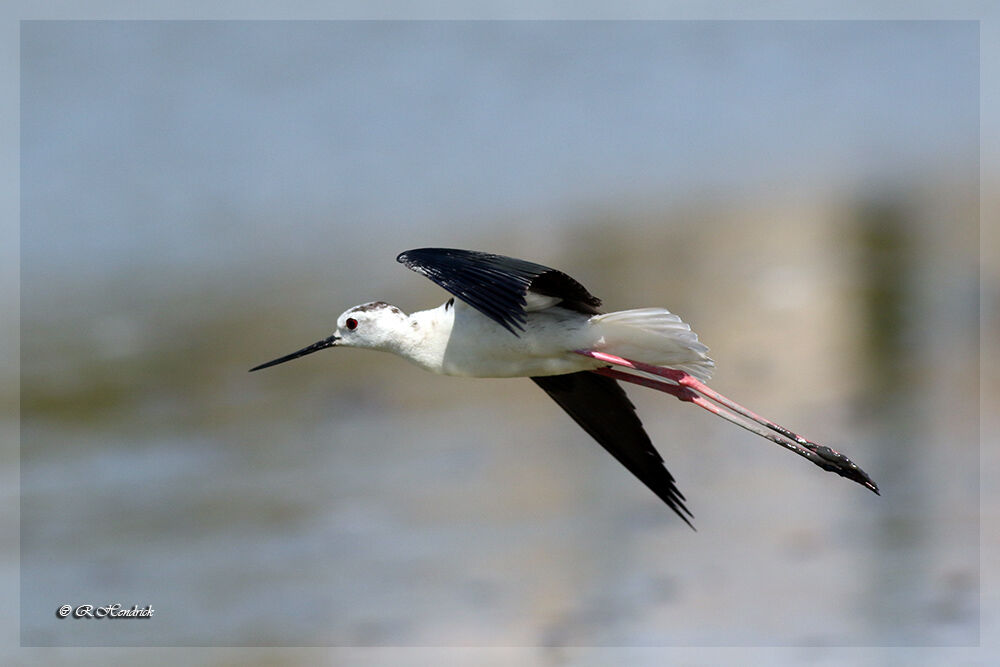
397;248;602;335
531;371;694;528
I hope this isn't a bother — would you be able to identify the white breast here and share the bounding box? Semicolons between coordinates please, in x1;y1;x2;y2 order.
398;300;604;378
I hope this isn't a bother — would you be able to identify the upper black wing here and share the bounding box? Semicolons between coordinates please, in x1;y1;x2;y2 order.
397;248;602;335
531;371;694;528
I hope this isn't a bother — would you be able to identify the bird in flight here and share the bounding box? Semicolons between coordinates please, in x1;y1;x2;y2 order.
251;248;878;528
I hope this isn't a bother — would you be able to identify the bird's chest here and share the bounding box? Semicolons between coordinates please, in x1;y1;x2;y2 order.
426;307;599;378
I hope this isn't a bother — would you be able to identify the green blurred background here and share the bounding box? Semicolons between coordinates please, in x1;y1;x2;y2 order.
14;18;989;663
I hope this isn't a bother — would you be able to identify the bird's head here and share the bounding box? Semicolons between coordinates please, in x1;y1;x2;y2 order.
333;301;409;350
249;301;408;372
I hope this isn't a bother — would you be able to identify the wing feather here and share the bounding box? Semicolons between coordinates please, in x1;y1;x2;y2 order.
531;371;694;528
397;248;602;335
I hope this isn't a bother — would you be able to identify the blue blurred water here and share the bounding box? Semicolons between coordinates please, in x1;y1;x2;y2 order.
21;21;977;288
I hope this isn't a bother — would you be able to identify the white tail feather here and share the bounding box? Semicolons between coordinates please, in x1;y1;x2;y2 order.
590;308;715;381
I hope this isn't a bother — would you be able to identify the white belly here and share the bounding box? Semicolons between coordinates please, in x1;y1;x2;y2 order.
407;301;604;378
396;299;713;380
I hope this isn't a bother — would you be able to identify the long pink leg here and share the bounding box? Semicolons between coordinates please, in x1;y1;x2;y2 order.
579;350;879;494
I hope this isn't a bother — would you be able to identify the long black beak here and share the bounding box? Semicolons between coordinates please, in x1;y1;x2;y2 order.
249;335;339;372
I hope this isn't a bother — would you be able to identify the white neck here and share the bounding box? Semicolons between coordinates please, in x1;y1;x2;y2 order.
382;301;455;374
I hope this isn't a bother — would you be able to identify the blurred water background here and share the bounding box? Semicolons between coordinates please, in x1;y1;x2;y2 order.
13;19;991;664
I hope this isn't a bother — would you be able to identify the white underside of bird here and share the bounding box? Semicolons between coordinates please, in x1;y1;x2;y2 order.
342;295;715;381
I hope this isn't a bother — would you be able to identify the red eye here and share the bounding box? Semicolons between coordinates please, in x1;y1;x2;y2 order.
345;318;358;331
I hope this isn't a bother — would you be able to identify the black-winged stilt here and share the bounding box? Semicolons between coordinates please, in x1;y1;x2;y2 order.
251;248;878;528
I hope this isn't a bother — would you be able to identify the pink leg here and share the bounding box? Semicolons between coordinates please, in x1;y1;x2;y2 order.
579;350;879;494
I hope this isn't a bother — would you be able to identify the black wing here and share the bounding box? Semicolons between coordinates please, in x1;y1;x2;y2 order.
531;372;694;528
397;248;602;335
